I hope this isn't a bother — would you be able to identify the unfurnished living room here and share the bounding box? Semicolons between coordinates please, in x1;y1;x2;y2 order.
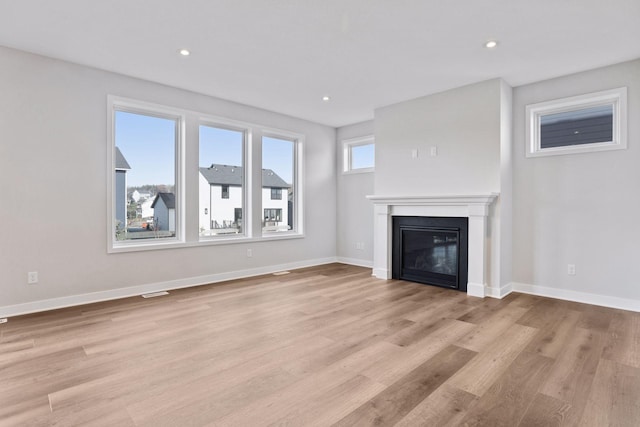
1;1;640;426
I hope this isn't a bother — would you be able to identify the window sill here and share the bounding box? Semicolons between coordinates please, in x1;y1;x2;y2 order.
343;167;374;175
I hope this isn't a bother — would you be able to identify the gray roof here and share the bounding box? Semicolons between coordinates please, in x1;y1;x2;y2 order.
151;192;175;209
115;147;131;170
199;164;290;188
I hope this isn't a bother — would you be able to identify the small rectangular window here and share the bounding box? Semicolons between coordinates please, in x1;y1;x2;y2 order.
221;185;230;199
526;87;627;157
343;136;374;172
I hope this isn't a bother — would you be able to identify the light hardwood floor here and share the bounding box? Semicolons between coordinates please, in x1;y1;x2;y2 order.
1;263;639;426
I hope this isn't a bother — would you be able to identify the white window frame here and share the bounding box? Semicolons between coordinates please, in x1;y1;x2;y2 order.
261;129;304;238
343;135;375;173
107;96;186;253
197;116;253;242
526;87;627;158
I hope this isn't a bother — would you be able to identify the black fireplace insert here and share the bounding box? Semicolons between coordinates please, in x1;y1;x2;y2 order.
392;216;468;291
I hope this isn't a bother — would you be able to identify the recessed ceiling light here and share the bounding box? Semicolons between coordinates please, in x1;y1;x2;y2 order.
322;96;331;102
485;40;498;49
179;49;191;56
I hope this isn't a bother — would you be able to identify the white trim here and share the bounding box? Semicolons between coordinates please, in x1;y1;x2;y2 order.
0;257;338;318
261;131;305;237
512;282;640;313
336;257;373;268
525;87;627;158
367;193;498;298
486;282;513;299
197;119;252;240
466;282;486;298
107;95;186;253
367;194;498;206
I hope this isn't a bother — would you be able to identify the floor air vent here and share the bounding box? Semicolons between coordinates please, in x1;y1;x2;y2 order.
141;291;169;299
272;271;290;276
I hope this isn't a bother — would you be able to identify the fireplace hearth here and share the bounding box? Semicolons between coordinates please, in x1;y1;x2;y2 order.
392;216;468;291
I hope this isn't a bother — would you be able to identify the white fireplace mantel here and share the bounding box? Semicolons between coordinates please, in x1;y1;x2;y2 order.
366;193;499;298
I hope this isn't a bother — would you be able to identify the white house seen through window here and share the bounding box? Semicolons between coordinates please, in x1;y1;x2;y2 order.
262;136;296;234
199;125;245;237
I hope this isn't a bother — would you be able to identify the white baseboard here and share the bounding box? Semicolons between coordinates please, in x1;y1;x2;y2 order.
372;268;390;279
0;257;338;318
336;257;373;268
466;282;486;298
511;282;640;313
466;282;512;299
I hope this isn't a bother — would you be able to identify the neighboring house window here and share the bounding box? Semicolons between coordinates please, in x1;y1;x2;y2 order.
109;97;183;251
526;87;627;157
271;188;282;200
262;134;302;234
343;135;374;173
199;123;246;238
264;208;282;222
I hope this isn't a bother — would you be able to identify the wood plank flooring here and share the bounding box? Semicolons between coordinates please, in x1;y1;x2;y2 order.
1;263;639;426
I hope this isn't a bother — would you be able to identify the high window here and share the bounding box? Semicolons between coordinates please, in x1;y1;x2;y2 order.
262;135;300;234
526;87;627;157
109;99;183;251
343;135;375;172
199;124;246;237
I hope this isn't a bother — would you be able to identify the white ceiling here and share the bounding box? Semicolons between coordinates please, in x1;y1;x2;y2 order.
1;0;639;127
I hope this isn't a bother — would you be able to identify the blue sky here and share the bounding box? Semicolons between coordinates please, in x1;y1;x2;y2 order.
116;111;294;187
351;143;375;169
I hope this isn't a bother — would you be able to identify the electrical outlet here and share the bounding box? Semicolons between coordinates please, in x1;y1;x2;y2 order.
411;149;418;159
247;248;252;258
27;271;38;284
567;264;576;275
430;146;438;157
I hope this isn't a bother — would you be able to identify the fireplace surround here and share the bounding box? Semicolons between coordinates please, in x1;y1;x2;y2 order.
366;194;498;297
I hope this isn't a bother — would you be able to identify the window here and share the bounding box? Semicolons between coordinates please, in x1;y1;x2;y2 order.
526;87;627;157
343;135;375;172
109;97;303;251
264;208;282;222
109;100;183;250
271;188;282;200
199;124;246;237
262;135;301;234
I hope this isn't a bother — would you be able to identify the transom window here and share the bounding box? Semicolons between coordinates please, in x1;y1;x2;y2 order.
526;87;627;157
343;135;375;172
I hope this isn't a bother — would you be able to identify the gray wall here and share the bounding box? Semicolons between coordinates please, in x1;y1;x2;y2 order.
512;59;640;303
373;79;508;290
374;79;502;196
336;121;374;266
0;46;336;311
